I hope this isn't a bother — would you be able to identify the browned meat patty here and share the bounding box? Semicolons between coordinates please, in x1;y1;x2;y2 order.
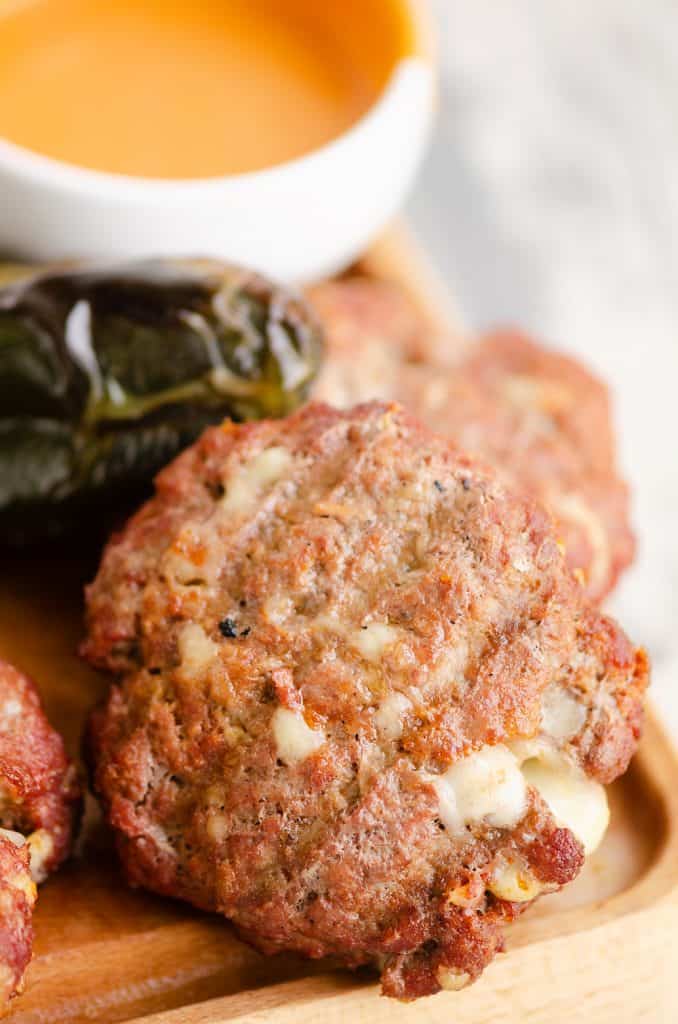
0;832;35;1010
310;278;634;603
0;660;80;1008
83;402;647;1000
306;277;433;407
0;660;79;882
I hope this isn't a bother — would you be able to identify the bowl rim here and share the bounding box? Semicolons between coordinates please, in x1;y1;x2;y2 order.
0;0;436;196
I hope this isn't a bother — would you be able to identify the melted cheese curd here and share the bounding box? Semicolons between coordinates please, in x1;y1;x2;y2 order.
269;672;607;870
272;707;325;766
268;667;608;889
0;771;57;884
429;683;608;903
219;447;292;518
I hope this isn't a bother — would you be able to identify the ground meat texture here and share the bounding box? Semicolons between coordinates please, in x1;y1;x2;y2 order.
0;661;78;1010
307;277;435;409
0;661;80;883
0;832;35;1008
83;402;648;1000
310;279;634;603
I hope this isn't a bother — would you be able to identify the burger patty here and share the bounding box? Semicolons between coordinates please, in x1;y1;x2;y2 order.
0;660;80;1007
0;660;79;883
0;832;35;1009
309;278;634;602
83;402;647;1000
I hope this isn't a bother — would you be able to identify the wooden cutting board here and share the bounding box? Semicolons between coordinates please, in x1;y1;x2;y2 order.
1;226;676;1023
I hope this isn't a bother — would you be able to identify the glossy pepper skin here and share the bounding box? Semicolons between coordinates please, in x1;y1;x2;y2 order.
0;259;322;544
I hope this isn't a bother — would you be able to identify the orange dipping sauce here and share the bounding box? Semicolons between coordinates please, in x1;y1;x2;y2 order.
0;0;413;179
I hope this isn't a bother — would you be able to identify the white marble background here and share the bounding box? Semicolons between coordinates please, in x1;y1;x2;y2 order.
408;1;678;739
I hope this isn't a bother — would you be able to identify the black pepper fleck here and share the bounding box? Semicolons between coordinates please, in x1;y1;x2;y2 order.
434;479;445;493
240;627;251;638
462;477;471;491
218;618;238;638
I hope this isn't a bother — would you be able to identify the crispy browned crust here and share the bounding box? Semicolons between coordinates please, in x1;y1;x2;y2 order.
0;834;35;1010
84;402;647;1000
310;280;634;603
0;660;80;880
0;661;80;1010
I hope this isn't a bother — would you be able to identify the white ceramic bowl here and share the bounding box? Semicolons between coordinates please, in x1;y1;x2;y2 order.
0;5;435;283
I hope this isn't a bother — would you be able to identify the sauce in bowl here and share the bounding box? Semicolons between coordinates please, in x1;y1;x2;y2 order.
0;0;413;179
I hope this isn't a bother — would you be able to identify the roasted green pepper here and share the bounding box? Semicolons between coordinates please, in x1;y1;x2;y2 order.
0;259;322;544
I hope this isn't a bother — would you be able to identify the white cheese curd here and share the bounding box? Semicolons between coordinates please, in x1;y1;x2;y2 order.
431;736;609;856
521;757;609;855
313;617;402;665
351;623;401;663
427;641;469;691
510;531;534;574
263;593;295;626
177;622;218;675
540;684;587;741
27;828;54;884
374;692;411;741
432;744;527;835
437;967;471;991
220;446;291;516
162;548;207;587
511;552;533;573
508;736;609;855
444;879;478;908
488;857;544;903
310;614;343;634
0;699;22;724
272;707;325;765
0;828;25;848
5;863;35;902
161;522;225;587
